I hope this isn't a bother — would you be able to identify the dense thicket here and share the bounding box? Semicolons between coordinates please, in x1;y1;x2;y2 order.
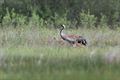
0;0;120;28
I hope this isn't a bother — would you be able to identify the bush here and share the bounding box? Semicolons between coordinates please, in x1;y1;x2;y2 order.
0;0;120;29
80;10;97;28
28;11;40;28
99;14;108;28
2;9;26;28
53;13;70;28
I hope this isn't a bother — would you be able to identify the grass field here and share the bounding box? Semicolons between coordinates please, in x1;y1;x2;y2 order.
0;27;120;80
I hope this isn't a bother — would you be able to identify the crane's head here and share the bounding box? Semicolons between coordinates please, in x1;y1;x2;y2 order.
59;24;65;30
58;24;65;30
61;24;65;28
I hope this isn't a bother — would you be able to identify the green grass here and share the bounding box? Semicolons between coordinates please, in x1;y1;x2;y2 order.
0;27;120;80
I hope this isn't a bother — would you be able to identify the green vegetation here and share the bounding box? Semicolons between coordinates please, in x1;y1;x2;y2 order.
0;0;120;28
0;0;120;80
0;26;120;80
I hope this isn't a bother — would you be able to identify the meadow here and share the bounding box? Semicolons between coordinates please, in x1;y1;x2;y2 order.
0;26;120;80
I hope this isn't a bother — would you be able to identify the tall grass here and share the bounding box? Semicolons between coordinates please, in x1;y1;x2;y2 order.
0;26;120;80
0;10;120;80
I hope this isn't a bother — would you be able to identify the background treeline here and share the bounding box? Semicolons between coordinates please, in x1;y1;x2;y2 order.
0;0;120;29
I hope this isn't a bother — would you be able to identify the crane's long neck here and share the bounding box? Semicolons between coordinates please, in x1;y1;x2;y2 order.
60;26;66;40
60;25;75;44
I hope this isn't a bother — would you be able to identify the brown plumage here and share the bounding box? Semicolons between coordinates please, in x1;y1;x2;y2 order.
59;24;87;47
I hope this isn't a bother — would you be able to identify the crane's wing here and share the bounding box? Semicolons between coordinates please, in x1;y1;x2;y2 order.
63;36;77;44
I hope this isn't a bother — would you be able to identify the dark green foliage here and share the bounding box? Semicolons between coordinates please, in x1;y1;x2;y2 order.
0;0;120;28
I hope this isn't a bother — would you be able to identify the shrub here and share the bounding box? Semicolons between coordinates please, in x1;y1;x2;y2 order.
2;9;26;28
99;14;108;28
53;13;70;28
80;10;97;28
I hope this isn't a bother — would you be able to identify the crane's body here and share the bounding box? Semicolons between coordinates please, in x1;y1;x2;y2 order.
59;24;87;47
